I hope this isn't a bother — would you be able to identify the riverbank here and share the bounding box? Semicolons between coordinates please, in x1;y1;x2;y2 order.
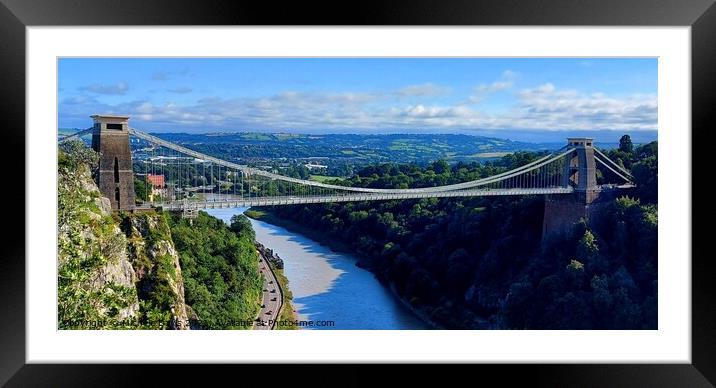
271;264;299;330
388;283;444;330
245;208;438;330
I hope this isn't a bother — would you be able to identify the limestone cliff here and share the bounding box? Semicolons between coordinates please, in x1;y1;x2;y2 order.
123;213;191;329
58;154;190;329
58;162;139;327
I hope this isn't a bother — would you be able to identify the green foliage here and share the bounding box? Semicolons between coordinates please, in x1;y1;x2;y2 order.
59;139;99;170
134;178;150;202
168;212;262;329
272;267;298;330
619;134;634;153
567;259;584;271
632;156;657;203
138;300;173;330
230;214;255;240
600;140;657;204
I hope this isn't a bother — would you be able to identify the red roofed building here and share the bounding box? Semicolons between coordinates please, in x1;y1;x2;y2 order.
147;174;165;188
146;174;167;202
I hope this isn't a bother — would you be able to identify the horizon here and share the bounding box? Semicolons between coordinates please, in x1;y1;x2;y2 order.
58;58;658;137
59;126;657;144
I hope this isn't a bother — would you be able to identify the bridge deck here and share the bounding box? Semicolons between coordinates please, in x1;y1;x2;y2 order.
138;187;576;210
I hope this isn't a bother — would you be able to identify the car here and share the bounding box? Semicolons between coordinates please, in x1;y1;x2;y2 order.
261;304;266;308
263;289;268;292
266;310;273;315
270;297;277;301
268;280;274;284
270;289;276;293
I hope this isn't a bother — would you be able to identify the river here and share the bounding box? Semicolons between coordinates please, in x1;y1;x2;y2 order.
206;207;428;330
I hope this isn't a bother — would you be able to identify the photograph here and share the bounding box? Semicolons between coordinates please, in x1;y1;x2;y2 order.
2;0;711;382
57;57;658;331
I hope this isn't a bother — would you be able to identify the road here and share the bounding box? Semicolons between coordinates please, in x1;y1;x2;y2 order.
253;250;283;330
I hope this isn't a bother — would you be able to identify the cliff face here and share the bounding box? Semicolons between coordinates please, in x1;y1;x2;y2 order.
124;213;190;329
58;163;140;327
58;160;190;329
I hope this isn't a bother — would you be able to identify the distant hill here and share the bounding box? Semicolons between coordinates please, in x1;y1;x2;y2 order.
60;128;656;165
153;132;557;164
149;131;655;165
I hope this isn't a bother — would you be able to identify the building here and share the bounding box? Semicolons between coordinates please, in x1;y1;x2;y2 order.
147;174;165;188
304;163;328;170
145;174;168;202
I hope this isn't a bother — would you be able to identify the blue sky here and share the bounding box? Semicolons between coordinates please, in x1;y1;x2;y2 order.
58;58;657;135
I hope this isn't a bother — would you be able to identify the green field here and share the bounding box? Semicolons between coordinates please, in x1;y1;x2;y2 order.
309;175;341;183
240;133;273;141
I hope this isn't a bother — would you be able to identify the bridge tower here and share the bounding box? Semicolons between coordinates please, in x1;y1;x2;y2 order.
563;138;599;204
91;114;136;211
543;138;599;239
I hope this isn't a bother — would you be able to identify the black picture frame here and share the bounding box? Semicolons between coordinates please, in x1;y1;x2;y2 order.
1;0;713;385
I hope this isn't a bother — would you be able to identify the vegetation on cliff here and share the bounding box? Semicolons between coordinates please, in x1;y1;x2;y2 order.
121;211;191;329
263;138;658;329
167;212;262;329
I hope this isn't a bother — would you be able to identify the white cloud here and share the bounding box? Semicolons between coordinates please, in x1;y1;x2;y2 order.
511;83;657;130
400;105;473;119
79;82;129;95
60;81;656;132
470;70;518;102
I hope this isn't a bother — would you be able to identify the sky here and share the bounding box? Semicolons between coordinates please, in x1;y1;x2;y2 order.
58;58;657;138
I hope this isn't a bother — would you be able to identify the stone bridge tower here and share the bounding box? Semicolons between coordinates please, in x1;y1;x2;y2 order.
543;138;599;239
91;114;136;211
563;138;599;204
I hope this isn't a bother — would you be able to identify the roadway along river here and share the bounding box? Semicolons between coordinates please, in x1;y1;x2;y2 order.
206;207;428;330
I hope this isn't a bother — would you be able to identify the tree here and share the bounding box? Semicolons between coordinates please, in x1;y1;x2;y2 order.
576;230;599;260
431;160;450;175
445;248;472;292
59;139;99;170
134;179;150;201
230;214;252;234
632;156;657;203
577;229;606;275
619;134;633;154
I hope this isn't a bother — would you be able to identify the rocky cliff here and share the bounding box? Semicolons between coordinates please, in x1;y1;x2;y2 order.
123;212;191;329
58;154;190;329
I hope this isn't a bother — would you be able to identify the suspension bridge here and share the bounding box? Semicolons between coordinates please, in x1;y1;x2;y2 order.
59;115;634;219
